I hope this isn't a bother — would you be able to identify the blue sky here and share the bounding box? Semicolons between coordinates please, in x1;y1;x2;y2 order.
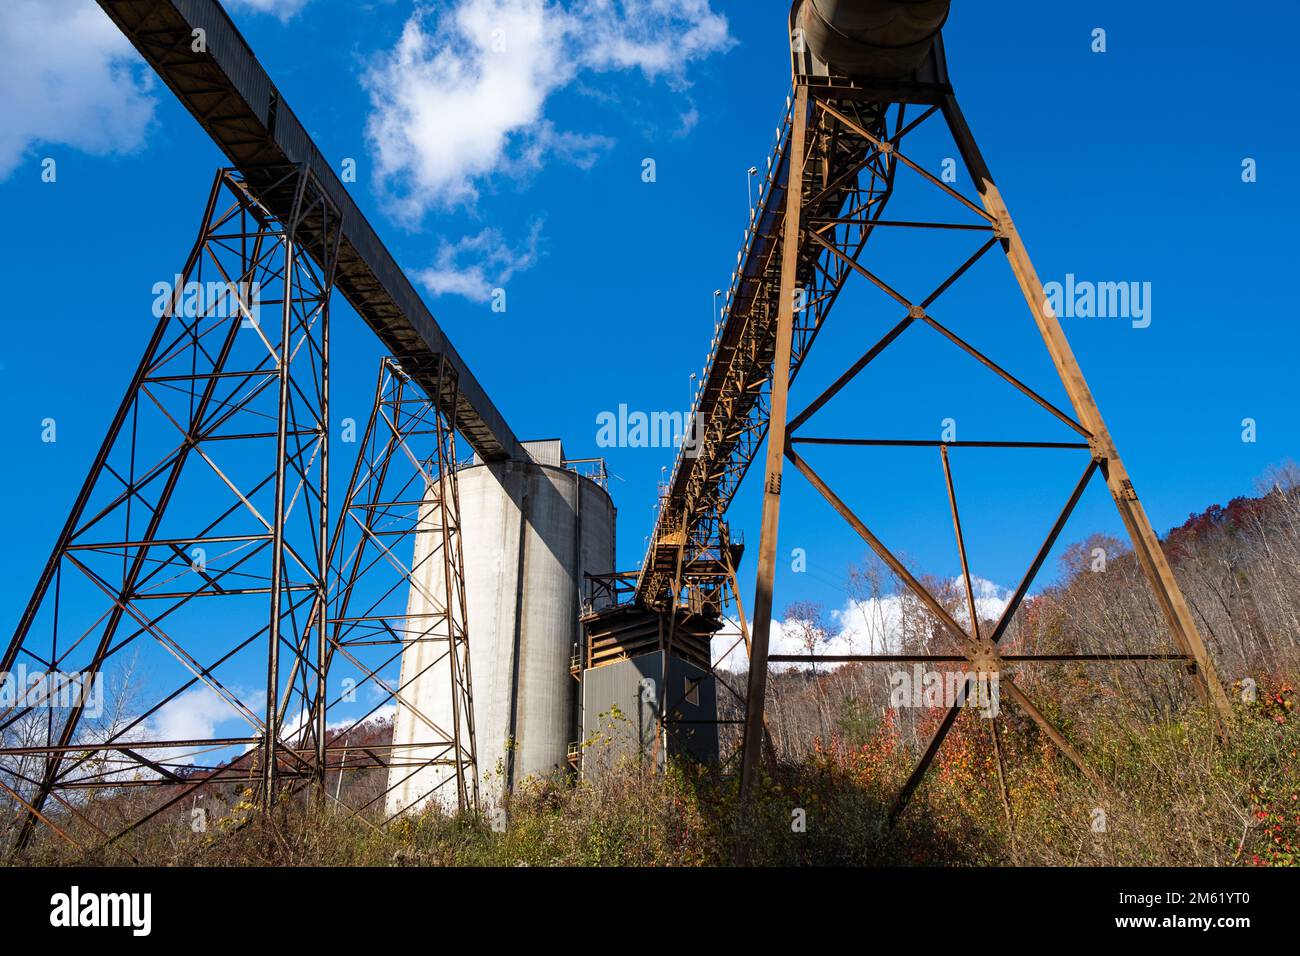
2;0;1297;645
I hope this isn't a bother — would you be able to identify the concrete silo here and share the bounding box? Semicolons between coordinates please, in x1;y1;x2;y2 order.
386;440;616;815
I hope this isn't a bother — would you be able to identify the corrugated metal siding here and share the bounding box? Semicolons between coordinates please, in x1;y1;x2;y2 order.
176;0;270;120
521;440;565;467
580;652;719;776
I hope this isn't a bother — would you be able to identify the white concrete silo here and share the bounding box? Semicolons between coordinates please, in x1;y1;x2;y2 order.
386;440;615;816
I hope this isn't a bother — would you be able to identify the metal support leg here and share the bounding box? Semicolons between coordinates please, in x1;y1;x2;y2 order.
1;166;340;854
315;358;478;820
939;94;1233;727
740;83;809;797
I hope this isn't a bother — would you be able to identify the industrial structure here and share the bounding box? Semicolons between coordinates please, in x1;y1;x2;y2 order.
639;0;1233;817
0;0;1234;857
326;358;481;817
387;440;615;814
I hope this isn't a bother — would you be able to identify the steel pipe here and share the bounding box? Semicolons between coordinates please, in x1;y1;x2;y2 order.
793;0;951;78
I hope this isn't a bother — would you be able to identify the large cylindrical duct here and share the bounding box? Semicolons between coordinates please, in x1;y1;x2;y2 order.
794;0;950;79
386;442;616;815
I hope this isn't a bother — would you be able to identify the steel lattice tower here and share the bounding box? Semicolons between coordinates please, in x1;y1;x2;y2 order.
634;12;1233;818
1;166;343;855
318;357;478;819
736;40;1234;813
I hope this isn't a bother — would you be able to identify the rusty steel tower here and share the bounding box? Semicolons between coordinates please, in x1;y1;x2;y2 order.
0;0;495;858
1;165;343;853
321;357;479;819
634;0;1233;818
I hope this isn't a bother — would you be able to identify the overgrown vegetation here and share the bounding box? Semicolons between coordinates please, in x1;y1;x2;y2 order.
6;468;1300;866
12;679;1293;867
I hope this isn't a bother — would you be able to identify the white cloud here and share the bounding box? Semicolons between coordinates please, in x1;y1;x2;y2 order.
709;618;748;672
0;0;156;180
713;577;1014;672
0;0;314;183
675;108;701;138
143;683;258;771
576;0;731;78
226;0;314;20
411;219;544;301
150;685;247;745
363;0;732;219
507;120;614;176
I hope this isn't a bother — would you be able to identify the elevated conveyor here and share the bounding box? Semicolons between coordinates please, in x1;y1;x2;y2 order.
97;0;522;460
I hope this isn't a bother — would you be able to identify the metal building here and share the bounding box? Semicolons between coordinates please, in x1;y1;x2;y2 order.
580;651;719;778
387;441;616;815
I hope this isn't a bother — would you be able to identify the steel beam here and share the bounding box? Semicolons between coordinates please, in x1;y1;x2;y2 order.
739;84;809;796
938;94;1232;725
95;0;522;461
729;67;1233;820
